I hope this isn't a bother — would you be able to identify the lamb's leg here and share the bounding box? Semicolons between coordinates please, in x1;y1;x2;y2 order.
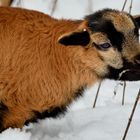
0;102;8;132
0;102;31;132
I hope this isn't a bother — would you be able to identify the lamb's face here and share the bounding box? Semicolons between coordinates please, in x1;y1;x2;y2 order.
58;9;140;81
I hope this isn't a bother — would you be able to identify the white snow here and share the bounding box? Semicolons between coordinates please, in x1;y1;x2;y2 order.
0;0;140;140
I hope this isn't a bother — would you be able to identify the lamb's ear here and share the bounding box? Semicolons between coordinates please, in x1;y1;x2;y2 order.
133;15;140;28
58;29;90;46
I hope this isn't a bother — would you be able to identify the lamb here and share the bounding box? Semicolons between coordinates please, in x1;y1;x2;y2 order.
0;7;140;132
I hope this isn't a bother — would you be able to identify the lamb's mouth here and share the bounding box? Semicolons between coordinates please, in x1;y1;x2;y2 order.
106;66;140;81
118;69;140;81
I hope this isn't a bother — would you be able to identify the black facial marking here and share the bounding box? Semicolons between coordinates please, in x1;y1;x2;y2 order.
88;20;124;51
106;66;123;80
107;56;140;81
59;31;90;46
0;102;8;132
119;70;140;81
25;86;85;125
86;9;114;22
121;58;140;81
85;9;125;51
134;16;140;28
107;66;140;81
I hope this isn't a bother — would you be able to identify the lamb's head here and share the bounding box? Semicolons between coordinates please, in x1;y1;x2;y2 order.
58;9;140;81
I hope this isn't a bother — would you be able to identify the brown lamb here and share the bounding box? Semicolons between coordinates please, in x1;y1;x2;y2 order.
0;7;140;132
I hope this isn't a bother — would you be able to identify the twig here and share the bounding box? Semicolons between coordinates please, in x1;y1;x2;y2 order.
87;0;93;14
129;0;133;14
122;81;126;105
113;81;123;96
121;0;133;107
122;0;128;11
93;81;102;108
113;69;129;97
122;89;140;140
50;0;58;16
16;0;23;7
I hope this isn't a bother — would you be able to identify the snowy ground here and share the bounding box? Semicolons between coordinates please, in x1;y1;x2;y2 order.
0;81;140;140
0;0;140;140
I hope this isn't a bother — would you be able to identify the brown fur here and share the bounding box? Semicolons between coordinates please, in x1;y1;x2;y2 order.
0;7;99;130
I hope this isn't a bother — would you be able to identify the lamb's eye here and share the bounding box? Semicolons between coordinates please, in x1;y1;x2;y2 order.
93;42;111;51
99;43;111;49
